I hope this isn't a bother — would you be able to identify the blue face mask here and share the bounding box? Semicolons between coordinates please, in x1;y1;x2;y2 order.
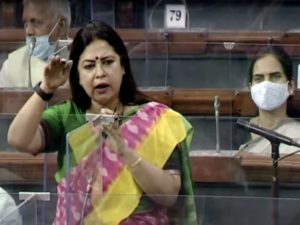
26;35;56;60
26;20;60;60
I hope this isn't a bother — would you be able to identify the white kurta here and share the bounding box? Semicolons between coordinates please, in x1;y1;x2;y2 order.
0;187;22;225
0;45;69;88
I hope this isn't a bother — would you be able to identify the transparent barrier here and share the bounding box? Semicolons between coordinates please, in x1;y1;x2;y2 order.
2;31;300;89
1;35;300;90
1;1;300;224
1;192;300;225
1;114;300;187
3;1;300;30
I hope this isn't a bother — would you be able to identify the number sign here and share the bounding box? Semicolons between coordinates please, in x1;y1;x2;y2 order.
165;4;186;29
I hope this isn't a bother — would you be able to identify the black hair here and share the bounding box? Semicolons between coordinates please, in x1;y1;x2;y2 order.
248;45;293;84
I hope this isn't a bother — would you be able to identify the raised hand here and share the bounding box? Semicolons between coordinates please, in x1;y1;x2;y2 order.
43;55;72;91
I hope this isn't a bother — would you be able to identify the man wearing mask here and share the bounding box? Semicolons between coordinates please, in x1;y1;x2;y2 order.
0;0;71;88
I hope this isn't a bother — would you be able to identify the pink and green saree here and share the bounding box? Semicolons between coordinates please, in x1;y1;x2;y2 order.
47;101;197;225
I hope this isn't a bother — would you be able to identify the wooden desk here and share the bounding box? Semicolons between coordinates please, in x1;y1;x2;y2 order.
1;150;300;185
2;87;300;116
2;28;300;56
0;152;56;184
190;150;300;183
0;88;71;114
0;87;254;116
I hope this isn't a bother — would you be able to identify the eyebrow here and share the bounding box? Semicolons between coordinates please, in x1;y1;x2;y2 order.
253;71;282;76
269;71;283;76
82;55;114;63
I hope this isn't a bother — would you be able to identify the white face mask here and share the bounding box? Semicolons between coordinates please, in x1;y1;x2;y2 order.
26;20;60;60
250;81;290;111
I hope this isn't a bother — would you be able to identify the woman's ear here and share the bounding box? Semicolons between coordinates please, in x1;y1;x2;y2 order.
288;80;296;95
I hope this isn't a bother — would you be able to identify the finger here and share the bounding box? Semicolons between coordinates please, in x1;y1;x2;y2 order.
48;55;61;70
91;123;104;137
44;66;50;77
64;60;73;70
63;60;72;79
51;55;61;64
103;125;121;142
105;136;115;151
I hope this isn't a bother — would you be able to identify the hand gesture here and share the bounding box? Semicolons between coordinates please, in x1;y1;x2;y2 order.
99;108;129;156
103;124;129;157
43;55;72;91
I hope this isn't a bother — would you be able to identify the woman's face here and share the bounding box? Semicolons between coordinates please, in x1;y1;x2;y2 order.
250;53;295;113
77;39;124;109
251;54;288;85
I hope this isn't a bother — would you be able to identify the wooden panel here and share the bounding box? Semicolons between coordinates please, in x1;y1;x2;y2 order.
120;29;208;55
1;88;300;116
0;89;31;114
0;29;24;42
233;90;257;116
0;88;71;114
171;88;235;115
3;28;300;55
0;87;171;114
190;151;242;183
0;28;287;43
140;86;172;106
190;151;300;183
207;30;283;43
0;152;56;183
2;150;300;184
237;151;300;183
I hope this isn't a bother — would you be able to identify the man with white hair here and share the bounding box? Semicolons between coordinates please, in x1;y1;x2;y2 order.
0;0;71;88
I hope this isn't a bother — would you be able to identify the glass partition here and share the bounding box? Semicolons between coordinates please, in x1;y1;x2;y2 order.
1;193;300;225
1;1;300;225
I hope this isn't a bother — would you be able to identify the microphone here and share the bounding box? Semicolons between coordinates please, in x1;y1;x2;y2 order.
80;173;94;225
28;36;36;56
28;37;36;88
237;119;300;148
214;96;220;152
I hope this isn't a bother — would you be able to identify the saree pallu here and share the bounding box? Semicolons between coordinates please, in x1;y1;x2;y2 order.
52;102;197;225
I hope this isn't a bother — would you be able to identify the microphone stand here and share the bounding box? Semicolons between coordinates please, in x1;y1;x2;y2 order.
236;119;297;225
270;141;280;225
271;141;280;198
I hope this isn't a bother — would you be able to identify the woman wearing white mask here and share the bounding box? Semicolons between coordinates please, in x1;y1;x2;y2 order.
239;45;300;155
